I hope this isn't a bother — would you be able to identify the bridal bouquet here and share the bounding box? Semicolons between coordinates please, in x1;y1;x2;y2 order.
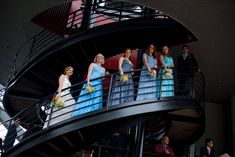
51;96;64;109
120;74;129;83
149;69;156;77
163;70;172;79
86;85;95;93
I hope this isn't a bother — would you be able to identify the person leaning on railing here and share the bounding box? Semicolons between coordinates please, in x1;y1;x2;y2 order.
109;48;134;106
159;45;174;97
176;45;200;96
136;44;158;101
73;53;106;116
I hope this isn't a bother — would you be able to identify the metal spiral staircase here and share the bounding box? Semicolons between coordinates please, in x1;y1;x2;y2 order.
1;0;205;157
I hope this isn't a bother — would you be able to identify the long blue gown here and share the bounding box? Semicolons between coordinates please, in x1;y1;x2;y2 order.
109;59;134;105
136;53;157;100
160;55;174;97
73;64;105;116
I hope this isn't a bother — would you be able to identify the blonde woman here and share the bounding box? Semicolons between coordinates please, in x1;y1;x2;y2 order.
73;53;106;116
45;66;76;127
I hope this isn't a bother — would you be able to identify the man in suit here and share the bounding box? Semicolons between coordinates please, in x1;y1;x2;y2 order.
177;45;200;96
155;136;175;157
200;138;215;157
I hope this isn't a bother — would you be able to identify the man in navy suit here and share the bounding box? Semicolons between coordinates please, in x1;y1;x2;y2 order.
155;136;175;157
200;138;215;157
177;45;200;96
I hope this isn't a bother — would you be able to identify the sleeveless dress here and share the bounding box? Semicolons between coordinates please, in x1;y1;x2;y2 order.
136;54;157;100
109;59;134;105
44;76;75;127
73;64;105;116
160;56;174;97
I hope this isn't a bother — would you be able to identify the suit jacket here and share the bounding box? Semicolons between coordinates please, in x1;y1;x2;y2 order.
200;146;215;157
177;53;199;75
155;144;175;157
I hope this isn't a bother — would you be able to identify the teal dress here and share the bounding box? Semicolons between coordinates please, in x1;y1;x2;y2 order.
73;64;105;116
136;53;157;100
160;56;174;97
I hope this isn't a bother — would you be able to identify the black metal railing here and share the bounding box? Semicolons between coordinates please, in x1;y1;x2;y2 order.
0;88;5;103
81;144;165;157
91;144;136;157
7;0;167;83
1;67;205;153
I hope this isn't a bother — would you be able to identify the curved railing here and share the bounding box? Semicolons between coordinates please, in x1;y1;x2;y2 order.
7;0;166;83
0;88;5;103
1;67;205;154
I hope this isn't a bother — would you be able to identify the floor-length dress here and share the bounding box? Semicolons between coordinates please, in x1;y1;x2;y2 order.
109;59;134;105
44;77;75;127
136;54;157;100
73;64;105;116
160;56;174;97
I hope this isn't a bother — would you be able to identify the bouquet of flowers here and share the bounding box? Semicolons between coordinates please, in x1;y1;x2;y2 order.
163;70;172;79
120;74;129;83
149;69;156;77
51;96;64;109
86;84;95;93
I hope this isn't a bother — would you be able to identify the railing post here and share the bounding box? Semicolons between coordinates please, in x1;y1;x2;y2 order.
8;54;18;82
71;11;76;29
191;71;195;99
13;54;17;76
106;74;113;110
159;68;163;100
98;145;101;157
119;2;123;21
27;36;36;63
46;105;53;129
80;0;93;30
135;122;145;157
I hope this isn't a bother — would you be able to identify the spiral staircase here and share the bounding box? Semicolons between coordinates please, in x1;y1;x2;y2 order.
1;0;205;157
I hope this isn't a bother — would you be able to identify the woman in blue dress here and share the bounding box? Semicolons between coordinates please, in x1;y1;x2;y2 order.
136;44;158;100
73;53;106;116
109;48;134;105
159;45;174;97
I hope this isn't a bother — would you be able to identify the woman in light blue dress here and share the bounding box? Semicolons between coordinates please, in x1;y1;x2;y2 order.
159;45;174;97
109;48;134;105
73;53;106;116
136;44;158;100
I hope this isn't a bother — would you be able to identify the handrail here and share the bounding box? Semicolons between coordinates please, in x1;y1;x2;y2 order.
91;144;166;157
7;0;167;83
1;67;205;153
0;88;5;102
